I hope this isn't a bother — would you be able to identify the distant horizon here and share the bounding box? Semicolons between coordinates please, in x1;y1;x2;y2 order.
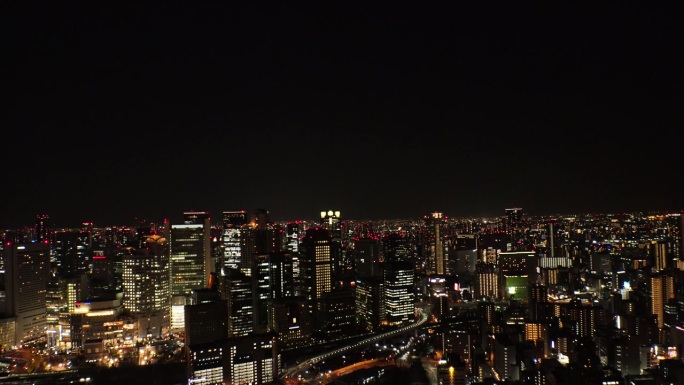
4;207;683;231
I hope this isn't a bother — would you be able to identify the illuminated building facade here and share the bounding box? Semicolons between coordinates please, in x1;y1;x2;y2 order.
383;261;414;326
300;227;333;324
169;219;211;297
53;230;91;278
219;268;253;337
252;252;295;333
475;263;498;299
188;342;224;385
320;210;344;278
122;235;170;317
221;210;247;270
355;278;382;332
2;242;50;344
424;212;446;275
226;333;280;385
35;214;50;244
270;297;311;349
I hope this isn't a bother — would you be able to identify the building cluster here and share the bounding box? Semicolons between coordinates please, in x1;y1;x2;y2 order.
0;208;683;384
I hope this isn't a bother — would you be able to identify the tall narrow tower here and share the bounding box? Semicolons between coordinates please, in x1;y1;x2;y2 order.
2;242;50;344
300;227;333;326
170;213;212;296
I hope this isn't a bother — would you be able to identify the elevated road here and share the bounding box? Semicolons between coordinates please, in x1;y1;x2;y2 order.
281;305;430;382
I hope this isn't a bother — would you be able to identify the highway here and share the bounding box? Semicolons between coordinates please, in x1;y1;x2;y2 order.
281;305;430;382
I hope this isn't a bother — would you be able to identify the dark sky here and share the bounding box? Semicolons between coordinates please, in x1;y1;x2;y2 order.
3;2;683;228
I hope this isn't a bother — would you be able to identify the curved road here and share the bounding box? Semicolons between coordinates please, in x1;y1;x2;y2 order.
281;306;430;382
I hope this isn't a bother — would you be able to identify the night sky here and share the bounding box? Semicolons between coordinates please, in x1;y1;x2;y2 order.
3;2;683;228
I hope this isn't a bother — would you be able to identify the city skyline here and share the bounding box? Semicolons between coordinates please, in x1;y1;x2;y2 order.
4;2;682;229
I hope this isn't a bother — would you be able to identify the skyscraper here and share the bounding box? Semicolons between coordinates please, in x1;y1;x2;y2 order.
169;216;212;297
424;212;446;275
122;234;171;335
35;214;50;244
252;252;295;333
2;242;50;344
220;268;253;337
222;210;247;270
300;227;333;325
383;261;414;326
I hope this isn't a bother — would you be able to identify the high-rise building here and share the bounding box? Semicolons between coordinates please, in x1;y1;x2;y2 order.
382;232;411;263
650;272;675;329
353;237;383;280
300;227;334;324
122;235;171;334
188;341;224;385
219;268;253;337
475;262;499;300
239;209;284;276
285;221;304;254
184;297;228;346
169;216;212;297
318;282;357;342
424;212;447;275
252;252;295;333
53;230;91;278
355;278;382;332
35;214;50;244
320;210;344;279
225;333;280;385
383;261;414;326
270;297;311;349
222;210;247;270
2;242;50;344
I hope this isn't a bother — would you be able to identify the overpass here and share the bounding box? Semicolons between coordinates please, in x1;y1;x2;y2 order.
281;304;431;382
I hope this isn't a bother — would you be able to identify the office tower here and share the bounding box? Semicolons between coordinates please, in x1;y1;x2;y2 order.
225;333;279;385
566;298;597;338
89;248;120;296
184;210;211;224
442;330;473;374
300;227;334;325
219;268;253;337
2;242;50;344
505;207;523;246
222;210;247;270
475;262;499;300
491;333;520;381
424;212;446;275
318;282;357;342
239;209;284;276
122;235;171;336
286;221;304;254
382;232;411;263
270;297;311;349
169;216;211;297
383;261;414;326
35;214;50;243
498;251;534;300
188;341;224;385
650;272;675;329
252;252;295;333
355;278;383;332
651;240;668;271
451;249;478;275
184;296;228;346
354;237;383;280
320;210;342;242
320;210;344;279
529;283;548;322
53;230;91;278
